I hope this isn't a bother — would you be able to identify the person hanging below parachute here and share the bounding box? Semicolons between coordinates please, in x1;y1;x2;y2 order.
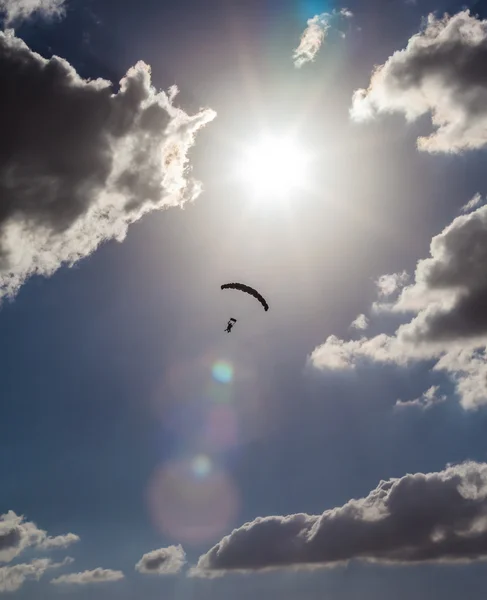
221;282;269;332
225;318;237;333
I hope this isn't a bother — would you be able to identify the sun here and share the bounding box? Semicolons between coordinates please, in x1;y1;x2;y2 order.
237;135;310;203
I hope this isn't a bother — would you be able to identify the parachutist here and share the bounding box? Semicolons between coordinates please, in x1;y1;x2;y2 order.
225;318;237;333
220;283;268;333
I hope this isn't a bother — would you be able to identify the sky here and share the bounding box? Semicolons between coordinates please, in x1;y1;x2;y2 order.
3;0;487;598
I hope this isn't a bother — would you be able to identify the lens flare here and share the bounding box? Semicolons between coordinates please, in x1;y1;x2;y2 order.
204;405;239;450
212;360;234;384
147;458;239;546
192;454;212;478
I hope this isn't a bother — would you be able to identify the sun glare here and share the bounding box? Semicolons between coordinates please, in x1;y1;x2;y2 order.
237;135;310;203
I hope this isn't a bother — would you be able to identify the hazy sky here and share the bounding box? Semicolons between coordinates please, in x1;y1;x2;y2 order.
2;0;487;599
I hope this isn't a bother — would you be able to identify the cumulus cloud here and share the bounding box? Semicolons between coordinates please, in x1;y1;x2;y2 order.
0;557;72;593
0;0;65;25
310;204;487;409
135;545;186;575
51;568;124;585
193;462;487;576
395;204;487;346
462;193;483;213
350;313;369;330
376;271;409;297
0;511;78;564
395;385;447;409
293;8;353;67
0;30;215;301
351;10;487;153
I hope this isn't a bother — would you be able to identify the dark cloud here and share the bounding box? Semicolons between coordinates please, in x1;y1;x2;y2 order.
396;205;487;345
311;203;487;409
351;11;487;153
135;545;186;575
193;462;487;576
0;0;65;25
0;30;215;300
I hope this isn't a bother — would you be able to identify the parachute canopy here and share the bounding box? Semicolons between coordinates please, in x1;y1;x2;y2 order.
221;283;269;311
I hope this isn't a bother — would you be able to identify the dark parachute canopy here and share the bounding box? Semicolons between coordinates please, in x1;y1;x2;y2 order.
221;283;269;311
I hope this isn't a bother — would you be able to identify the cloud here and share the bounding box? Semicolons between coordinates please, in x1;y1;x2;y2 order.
350;314;369;330
51;568;124;585
0;0;65;25
351;10;487;153
376;271;409;297
310;333;405;371
293;8;353;67
38;533;80;550
310;204;487;409
135;545;186;575
193;462;487;576
0;557;72;593
395;204;487;346
395;385;447;409
462;193;483;213
0;30;215;302
0;511;79;564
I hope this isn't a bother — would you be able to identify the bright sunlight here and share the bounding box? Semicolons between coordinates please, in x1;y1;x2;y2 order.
237;135;310;203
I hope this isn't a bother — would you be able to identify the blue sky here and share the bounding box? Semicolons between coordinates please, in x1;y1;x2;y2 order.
2;0;487;598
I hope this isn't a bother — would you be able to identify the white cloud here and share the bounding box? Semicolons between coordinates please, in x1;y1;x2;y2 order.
0;557;72;593
51;568;124;585
351;10;487;153
135;545;186;575
0;30;215;302
376;271;409;297
0;0;65;25
395;385;447;409
38;533;80;550
0;511;79;564
310;204;487;409
461;192;483;213
350;314;369;330
293;8;353;67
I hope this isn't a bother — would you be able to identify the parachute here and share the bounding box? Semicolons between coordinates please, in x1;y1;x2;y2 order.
220;283;269;311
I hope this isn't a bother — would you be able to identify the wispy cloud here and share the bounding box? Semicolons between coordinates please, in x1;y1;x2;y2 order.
193;462;487;575
395;385;447;410
0;0;65;25
0;557;72;593
135;545;186;575
461;193;483;214
293;8;353;68
51;568;124;585
351;10;487;153
0;30;215;302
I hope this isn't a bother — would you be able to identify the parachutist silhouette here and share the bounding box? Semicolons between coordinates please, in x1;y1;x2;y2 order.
225;318;237;333
220;283;268;333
